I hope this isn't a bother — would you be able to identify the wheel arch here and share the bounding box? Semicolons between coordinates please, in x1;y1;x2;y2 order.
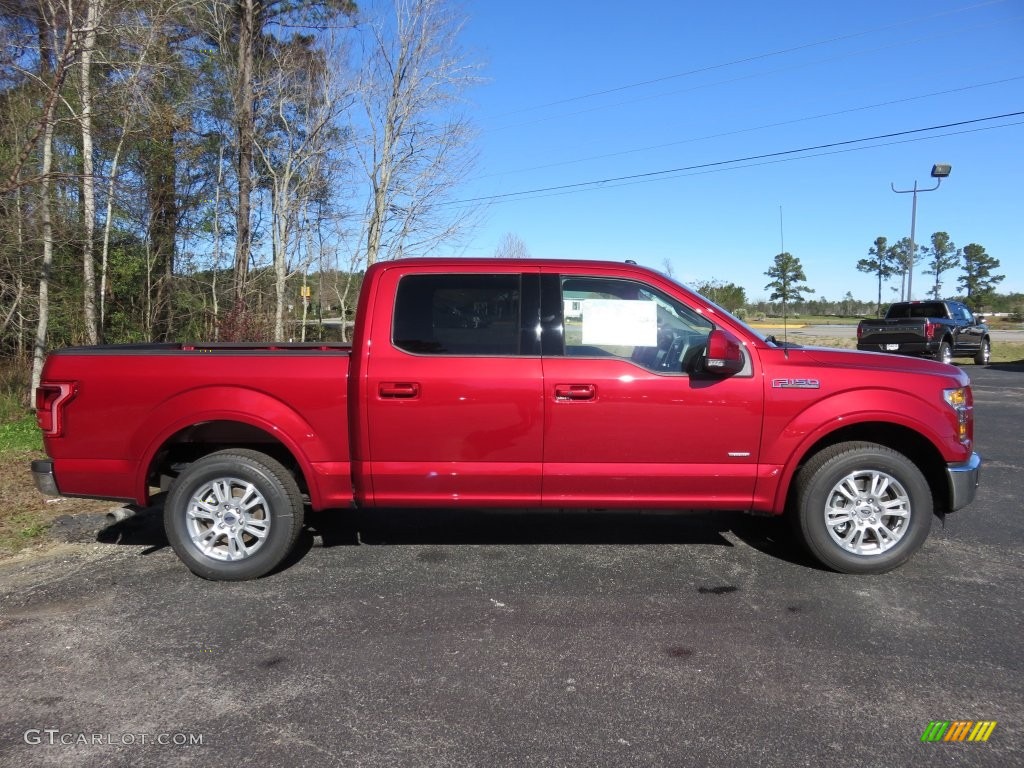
132;387;328;508
147;419;310;500
779;422;951;516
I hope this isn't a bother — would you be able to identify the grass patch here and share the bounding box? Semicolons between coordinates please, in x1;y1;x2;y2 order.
989;342;1024;365
0;413;43;453
804;337;1024;365
0;406;49;552
0;360;55;553
0;442;51;554
0;506;52;550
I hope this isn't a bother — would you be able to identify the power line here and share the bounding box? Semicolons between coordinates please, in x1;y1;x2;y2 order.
484;12;1022;135
569;120;1024;195
486;0;1011;119
475;75;1024;180
442;112;1024;207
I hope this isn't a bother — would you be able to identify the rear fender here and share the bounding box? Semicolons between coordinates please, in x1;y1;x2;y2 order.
133;386;349;509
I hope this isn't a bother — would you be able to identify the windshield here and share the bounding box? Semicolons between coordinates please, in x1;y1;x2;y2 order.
660;272;775;344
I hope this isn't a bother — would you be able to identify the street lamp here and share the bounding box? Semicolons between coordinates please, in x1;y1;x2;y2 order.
891;164;952;301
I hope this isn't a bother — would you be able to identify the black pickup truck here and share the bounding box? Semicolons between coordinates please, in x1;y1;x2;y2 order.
857;300;990;365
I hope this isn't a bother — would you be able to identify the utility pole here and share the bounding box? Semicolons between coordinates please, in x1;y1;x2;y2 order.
891;164;952;301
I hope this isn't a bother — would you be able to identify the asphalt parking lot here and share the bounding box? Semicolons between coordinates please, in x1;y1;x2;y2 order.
1;364;1021;768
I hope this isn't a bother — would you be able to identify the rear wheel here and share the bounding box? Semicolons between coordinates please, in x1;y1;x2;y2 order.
792;442;932;574
936;340;953;365
974;339;990;366
164;449;304;580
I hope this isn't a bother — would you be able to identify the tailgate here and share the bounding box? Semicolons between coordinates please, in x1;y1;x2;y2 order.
860;320;928;345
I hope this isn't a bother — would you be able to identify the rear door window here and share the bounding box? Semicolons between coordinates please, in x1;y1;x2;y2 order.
393;274;522;356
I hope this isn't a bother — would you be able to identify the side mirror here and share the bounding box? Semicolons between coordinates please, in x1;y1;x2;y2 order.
703;329;745;375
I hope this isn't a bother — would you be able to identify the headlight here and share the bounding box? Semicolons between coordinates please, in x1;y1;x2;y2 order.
943;387;973;445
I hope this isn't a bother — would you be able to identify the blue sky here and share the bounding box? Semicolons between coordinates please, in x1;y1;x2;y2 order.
435;0;1023;303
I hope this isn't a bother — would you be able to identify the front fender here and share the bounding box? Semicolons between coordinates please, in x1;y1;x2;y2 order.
760;387;964;514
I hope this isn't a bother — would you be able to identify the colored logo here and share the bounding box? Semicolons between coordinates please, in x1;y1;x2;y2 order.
921;721;997;742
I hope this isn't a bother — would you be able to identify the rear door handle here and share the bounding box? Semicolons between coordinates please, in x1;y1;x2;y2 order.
554;384;596;401
379;382;420;399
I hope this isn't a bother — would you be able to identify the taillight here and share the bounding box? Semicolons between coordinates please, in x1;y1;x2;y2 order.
35;382;76;437
924;320;935;338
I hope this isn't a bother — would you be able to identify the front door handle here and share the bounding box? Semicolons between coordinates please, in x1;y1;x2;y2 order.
554;383;596;401
379;382;420;399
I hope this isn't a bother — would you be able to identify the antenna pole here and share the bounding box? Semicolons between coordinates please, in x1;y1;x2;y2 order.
779;206;788;352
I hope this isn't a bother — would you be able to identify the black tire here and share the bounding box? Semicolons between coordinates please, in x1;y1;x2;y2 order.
164;449;304;580
792;442;932;574
974;339;990;366
936;340;952;365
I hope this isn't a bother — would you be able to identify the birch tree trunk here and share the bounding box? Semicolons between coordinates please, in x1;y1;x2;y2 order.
30;102;58;396
79;0;100;344
30;0;74;399
233;0;256;300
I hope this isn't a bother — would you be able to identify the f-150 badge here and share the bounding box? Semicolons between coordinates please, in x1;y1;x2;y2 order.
772;378;821;389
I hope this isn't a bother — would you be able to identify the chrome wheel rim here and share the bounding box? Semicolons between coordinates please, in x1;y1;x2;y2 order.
185;477;271;561
981;343;990;363
940;346;952;364
823;469;910;556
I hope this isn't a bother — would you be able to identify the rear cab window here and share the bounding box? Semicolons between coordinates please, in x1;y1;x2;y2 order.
392;274;523;356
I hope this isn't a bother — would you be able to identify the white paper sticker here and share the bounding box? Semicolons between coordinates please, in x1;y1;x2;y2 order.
581;300;657;346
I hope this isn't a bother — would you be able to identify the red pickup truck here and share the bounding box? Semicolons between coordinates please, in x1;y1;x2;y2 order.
32;258;980;579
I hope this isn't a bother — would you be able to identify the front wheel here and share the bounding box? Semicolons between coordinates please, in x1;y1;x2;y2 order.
165;449;304;580
792;442;932;574
974;339;990;366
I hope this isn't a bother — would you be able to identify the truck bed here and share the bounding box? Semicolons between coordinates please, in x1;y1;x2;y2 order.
38;342;353;507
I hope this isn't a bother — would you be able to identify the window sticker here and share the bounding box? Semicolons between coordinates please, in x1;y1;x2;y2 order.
581;299;657;346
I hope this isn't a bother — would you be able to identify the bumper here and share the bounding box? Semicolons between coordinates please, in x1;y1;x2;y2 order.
856;341;937;356
946;452;981;512
31;459;59;496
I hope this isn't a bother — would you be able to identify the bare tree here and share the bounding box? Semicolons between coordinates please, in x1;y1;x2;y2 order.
202;0;355;302
94;4;174;337
254;36;347;339
0;89;37;355
354;0;481;267
0;0;75;197
494;232;530;259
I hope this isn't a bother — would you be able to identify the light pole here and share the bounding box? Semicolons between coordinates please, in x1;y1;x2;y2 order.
891;163;951;301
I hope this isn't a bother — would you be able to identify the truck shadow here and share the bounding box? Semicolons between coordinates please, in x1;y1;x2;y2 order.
302;507;817;570
94;501;818;572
